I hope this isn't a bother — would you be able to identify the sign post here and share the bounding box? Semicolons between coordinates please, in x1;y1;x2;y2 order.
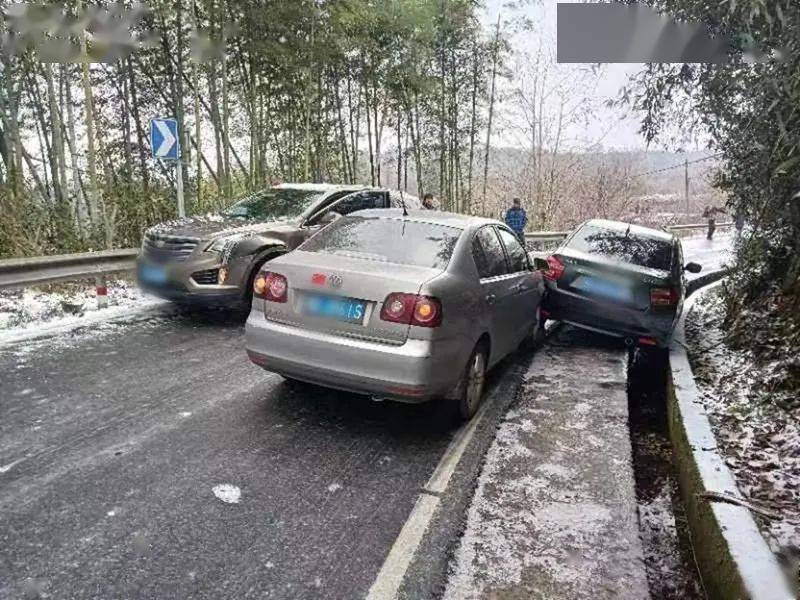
150;118;184;218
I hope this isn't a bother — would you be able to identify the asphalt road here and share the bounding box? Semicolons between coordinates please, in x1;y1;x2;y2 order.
0;234;732;599
0;306;485;599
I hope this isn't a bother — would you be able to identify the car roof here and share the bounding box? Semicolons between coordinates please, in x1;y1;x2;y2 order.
275;182;368;192
582;219;675;242
350;208;499;229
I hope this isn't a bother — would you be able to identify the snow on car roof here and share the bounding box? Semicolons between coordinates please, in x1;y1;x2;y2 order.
275;182;366;192
351;208;496;229
584;219;675;241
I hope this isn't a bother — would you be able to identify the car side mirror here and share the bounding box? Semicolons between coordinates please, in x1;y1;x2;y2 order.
684;262;702;274
317;211;339;226
533;257;549;271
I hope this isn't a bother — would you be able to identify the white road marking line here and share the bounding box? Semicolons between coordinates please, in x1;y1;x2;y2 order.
366;400;491;600
0;458;26;474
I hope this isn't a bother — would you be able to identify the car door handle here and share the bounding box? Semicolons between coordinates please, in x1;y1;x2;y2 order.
486;293;496;305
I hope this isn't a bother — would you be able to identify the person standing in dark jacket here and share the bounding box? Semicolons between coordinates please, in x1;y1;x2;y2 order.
504;198;528;242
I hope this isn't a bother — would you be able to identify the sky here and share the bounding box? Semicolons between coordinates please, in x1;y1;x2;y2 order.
481;0;654;151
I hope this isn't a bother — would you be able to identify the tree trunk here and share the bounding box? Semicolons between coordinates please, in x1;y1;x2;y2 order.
126;58;150;194
221;0;232;198
80;9;100;225
467;39;479;212
45;64;68;203
482;13;501;216
364;82;375;186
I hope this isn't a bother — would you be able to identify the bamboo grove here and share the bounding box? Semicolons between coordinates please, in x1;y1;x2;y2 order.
0;0;505;257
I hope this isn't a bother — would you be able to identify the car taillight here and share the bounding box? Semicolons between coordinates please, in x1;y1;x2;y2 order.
543;255;565;281
254;271;288;303
380;293;442;327
650;287;678;308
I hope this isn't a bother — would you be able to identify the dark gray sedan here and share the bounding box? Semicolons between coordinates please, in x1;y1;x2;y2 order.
538;219;701;348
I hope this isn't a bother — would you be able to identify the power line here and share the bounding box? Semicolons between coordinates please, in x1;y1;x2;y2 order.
627;152;723;179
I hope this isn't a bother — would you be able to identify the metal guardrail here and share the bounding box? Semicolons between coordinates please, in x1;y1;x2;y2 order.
524;222;733;246
0;248;138;290
0;222;734;292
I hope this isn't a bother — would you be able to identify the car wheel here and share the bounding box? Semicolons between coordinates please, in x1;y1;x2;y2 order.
456;345;488;421
281;375;314;391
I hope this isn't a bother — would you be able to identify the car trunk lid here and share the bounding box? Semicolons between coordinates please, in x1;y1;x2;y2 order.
553;247;672;310
262;250;442;345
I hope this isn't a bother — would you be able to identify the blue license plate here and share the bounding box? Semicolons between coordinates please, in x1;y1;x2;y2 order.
302;294;367;324
576;276;631;302
139;264;168;285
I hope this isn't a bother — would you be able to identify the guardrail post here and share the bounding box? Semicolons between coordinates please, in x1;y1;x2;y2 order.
95;275;108;309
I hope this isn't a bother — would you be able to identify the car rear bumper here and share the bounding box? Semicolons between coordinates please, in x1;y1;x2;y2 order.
244;310;469;402
543;283;677;347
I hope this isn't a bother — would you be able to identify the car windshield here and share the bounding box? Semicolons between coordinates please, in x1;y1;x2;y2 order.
300;216;462;270
567;225;673;271
221;188;326;221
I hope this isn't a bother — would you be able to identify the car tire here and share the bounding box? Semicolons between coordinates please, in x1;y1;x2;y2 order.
281;375;314;391
455;344;488;421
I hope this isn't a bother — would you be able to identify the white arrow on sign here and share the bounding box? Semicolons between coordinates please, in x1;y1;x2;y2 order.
155;120;177;157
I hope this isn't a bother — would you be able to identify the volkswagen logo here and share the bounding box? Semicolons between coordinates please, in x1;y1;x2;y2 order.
328;275;343;289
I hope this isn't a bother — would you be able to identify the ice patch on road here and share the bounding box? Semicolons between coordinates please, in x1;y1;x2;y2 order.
327;482;342;493
180;411;192;418
212;484;241;504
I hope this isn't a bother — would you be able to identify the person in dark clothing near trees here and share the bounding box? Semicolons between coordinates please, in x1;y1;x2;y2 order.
703;205;724;240
422;193;439;210
504;197;528;242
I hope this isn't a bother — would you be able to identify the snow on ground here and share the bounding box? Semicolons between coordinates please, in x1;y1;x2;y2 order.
680;230;734;274
686;288;800;586
444;339;650;599
0;278;160;342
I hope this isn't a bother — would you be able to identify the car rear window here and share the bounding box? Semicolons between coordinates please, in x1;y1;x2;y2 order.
300;216;462;270
566;225;673;271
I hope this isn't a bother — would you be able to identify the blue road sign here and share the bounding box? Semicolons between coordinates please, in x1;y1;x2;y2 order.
150;118;179;160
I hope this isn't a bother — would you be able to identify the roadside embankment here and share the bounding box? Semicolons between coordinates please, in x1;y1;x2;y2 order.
668;282;795;600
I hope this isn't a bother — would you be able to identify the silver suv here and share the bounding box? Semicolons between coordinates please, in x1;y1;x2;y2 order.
137;183;420;306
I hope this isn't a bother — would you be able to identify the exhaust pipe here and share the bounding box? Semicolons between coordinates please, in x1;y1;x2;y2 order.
624;337;634;348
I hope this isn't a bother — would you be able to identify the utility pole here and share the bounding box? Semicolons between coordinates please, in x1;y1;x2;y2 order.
684;158;690;217
176;158;185;218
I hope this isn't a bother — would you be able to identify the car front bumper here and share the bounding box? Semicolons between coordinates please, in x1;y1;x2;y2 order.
136;255;247;306
244;309;469;403
543;283;678;348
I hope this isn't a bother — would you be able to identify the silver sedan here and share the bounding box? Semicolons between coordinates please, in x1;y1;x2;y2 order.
245;209;544;419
